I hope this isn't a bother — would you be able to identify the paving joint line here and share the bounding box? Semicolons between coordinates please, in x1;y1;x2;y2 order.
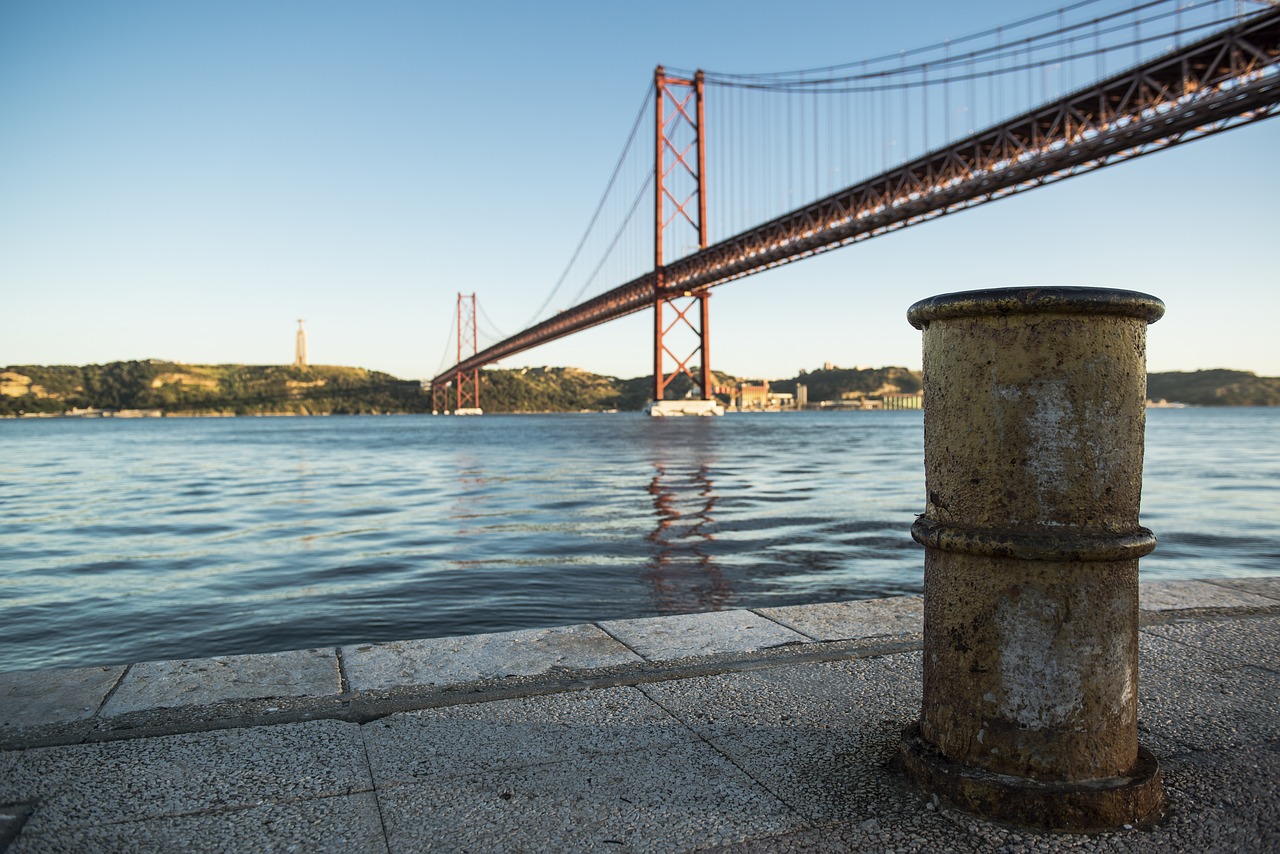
334;646;352;694
747;606;823;642
633;681;819;835
356;723;392;852
590;621;647;660
92;664;131;717
1200;577;1280;602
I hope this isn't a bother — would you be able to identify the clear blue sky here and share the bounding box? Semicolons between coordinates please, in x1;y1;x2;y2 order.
3;0;1277;381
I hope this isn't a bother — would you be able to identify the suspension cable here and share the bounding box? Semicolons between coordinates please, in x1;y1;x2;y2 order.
477;301;509;342
706;11;1255;94
434;307;458;377
520;83;654;329
675;0;1140;82
567;172;654;306
677;0;1261;91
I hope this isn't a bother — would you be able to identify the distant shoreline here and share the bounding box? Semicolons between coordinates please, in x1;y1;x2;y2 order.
15;404;1280;422
4;361;1279;415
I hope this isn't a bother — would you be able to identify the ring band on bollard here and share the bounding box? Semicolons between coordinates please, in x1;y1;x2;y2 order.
910;518;1157;562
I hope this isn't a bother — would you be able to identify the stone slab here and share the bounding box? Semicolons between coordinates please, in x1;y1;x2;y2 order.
1142;741;1280;853
363;685;696;787
1204;576;1280;603
1137;631;1280;756
701;744;1280;853
755;596;924;642
0;665;123;732
1138;579;1277;612
598;609;809;660
341;623;641;693
375;740;804;852
639;653;922;825
1141;613;1280;673
0;719;371;836
100;648;341;717
7;792;389;854
0;749;19;783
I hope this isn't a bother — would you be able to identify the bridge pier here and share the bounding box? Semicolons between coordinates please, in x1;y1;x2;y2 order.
899;286;1166;831
645;399;724;417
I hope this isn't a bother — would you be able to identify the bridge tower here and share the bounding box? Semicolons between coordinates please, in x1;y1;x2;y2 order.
650;66;721;416
432;293;482;415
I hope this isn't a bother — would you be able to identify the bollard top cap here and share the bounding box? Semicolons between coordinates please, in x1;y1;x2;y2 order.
907;286;1165;329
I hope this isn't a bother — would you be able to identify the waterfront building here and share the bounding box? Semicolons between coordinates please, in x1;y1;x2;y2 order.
882;392;924;410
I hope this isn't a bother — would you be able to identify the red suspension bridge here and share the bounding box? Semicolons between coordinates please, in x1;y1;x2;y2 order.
431;0;1280;414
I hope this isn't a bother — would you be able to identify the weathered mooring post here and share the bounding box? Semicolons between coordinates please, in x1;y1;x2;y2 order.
899;287;1166;831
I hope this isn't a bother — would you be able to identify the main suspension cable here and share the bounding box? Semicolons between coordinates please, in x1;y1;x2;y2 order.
520;83;654;329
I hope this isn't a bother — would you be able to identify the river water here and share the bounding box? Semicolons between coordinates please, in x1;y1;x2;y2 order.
2;408;1276;672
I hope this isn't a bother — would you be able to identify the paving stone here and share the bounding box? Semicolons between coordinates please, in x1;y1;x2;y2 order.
7;792;389;854
0;719;371;835
709;743;1280;854
692;748;1032;854
101;648;340;717
1138;580;1277;612
0;665;123;733
1142;742;1280;853
0;749;19;781
343;624;645;696
702;744;1280;852
598;609;809;660
342;624;640;692
1205;576;1280;603
375;740;805;852
639;652;922;825
363;685;696;786
1137;632;1280;756
755;596;923;642
1141;613;1280;673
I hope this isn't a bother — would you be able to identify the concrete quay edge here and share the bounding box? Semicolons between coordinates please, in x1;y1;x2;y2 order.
2;576;1278;752
1;575;1278;853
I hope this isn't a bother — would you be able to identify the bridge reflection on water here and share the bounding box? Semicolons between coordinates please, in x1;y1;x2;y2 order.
645;460;730;614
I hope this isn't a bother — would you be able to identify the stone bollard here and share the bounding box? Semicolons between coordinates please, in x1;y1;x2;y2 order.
899;286;1166;831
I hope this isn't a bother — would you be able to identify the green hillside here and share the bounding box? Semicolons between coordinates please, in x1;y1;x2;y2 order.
1146;370;1280;406
771;366;923;402
480;367;623;412
0;361;427;416
3;361;1275;417
477;367;741;412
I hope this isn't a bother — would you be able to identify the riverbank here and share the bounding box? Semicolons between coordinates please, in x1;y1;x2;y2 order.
2;576;1277;851
6;362;1279;418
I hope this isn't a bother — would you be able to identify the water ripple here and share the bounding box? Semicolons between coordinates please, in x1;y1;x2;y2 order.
0;408;1276;671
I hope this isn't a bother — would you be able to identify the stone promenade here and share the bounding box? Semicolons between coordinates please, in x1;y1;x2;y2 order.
2;576;1277;852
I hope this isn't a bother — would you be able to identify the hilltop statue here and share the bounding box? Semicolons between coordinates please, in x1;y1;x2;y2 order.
294;319;307;369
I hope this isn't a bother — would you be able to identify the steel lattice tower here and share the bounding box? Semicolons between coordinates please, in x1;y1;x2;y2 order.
432;293;481;413
653;66;712;403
